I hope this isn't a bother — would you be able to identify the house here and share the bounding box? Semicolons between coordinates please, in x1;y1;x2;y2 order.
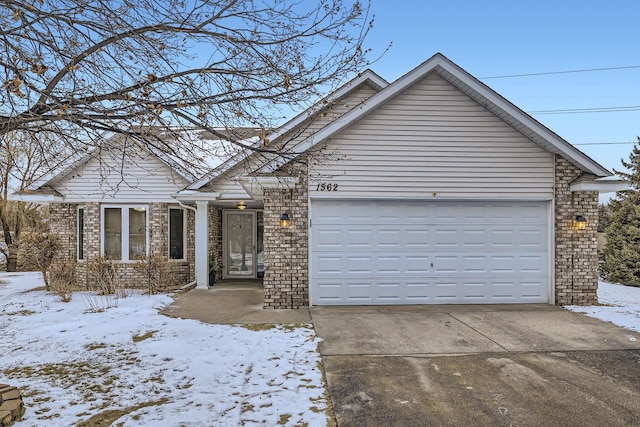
14;53;626;307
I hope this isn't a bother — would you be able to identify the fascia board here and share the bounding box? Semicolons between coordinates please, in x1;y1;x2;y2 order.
9;192;64;202
171;191;221;202
570;178;629;192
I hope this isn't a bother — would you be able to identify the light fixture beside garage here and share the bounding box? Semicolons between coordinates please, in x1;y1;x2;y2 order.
574;215;587;230
237;201;247;210
280;212;291;228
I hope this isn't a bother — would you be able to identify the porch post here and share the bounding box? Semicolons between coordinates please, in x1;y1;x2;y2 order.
195;201;209;289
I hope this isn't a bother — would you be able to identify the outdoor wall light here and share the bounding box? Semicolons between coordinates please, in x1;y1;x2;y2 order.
280;212;291;228
574;215;587;230
237;201;247;210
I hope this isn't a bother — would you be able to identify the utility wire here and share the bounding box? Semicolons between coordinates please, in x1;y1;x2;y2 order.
574;142;637;146
480;65;640;80
529;105;640;115
475;65;640;147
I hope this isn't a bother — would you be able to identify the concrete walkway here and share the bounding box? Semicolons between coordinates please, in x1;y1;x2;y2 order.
160;281;311;324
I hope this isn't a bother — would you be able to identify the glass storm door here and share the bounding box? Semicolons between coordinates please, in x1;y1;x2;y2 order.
224;211;256;278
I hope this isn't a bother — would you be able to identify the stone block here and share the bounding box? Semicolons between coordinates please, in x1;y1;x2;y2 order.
0;390;19;403
0;410;12;426
0;398;23;420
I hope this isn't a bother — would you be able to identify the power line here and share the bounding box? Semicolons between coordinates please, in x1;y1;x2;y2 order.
529;105;640;115
574;142;637;146
480;65;640;80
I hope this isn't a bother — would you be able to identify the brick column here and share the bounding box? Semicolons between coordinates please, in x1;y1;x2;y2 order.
554;155;599;305
263;169;309;309
208;204;222;271
187;208;196;282
49;203;77;261
149;203;167;256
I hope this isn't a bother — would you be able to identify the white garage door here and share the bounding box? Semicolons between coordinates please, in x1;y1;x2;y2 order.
310;200;549;305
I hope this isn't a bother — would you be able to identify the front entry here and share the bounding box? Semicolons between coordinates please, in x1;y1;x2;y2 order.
223;210;264;279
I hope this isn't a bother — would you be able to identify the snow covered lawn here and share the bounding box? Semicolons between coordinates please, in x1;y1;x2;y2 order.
565;280;640;332
0;272;329;426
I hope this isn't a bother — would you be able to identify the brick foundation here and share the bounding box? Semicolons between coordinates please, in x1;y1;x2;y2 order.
554;155;599;305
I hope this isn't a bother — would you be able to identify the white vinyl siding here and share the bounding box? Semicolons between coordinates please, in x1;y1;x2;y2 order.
207;83;380;198
278;82;379;145
310;200;549;305
309;73;554;199
52;150;190;203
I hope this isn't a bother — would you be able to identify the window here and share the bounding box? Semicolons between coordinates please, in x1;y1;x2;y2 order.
101;206;148;260
77;207;84;260
169;208;186;260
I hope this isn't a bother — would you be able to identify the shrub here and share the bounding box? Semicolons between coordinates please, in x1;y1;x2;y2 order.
86;255;122;295
49;260;77;302
133;254;173;294
19;232;60;290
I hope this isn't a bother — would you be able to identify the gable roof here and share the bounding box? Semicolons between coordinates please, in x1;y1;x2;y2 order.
251;53;612;177
25;128;260;193
187;69;389;190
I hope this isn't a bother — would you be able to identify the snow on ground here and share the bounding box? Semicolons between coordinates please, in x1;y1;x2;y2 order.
566;280;640;332
0;272;328;426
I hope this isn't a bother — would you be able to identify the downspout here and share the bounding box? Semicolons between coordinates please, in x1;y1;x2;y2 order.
178;202;198;289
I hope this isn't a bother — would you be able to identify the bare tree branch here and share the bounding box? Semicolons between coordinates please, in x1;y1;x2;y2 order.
1;0;374;164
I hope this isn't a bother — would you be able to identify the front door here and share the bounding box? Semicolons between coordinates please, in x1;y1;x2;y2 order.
224;211;258;278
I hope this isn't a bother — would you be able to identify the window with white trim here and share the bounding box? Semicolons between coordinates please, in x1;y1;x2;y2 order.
77;207;84;260
101;205;148;260
168;207;186;260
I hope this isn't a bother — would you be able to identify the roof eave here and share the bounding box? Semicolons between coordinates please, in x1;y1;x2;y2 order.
10;189;64;203
172;190;222;203
570;177;629;193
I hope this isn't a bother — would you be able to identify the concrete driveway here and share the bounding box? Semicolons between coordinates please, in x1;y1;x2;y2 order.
311;304;640;426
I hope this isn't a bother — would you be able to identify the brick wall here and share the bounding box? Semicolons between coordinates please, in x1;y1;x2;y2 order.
554;155;599;305
263;168;309;308
208;204;222;272
49;203;77;261
48;202;194;290
187;208;196;283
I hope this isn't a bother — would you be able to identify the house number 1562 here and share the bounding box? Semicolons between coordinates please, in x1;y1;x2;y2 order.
316;182;338;191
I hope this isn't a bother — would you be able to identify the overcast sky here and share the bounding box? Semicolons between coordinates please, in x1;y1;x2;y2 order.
363;0;640;174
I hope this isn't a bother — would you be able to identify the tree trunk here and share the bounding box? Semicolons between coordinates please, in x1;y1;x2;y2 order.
1;217;17;271
6;251;17;272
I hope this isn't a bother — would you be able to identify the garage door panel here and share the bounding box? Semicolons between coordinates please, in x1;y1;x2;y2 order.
311;200;549;305
314;253;433;276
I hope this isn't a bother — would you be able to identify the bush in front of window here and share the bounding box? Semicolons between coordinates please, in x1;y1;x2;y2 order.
49;260;77;302
86;255;122;295
133;253;174;294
